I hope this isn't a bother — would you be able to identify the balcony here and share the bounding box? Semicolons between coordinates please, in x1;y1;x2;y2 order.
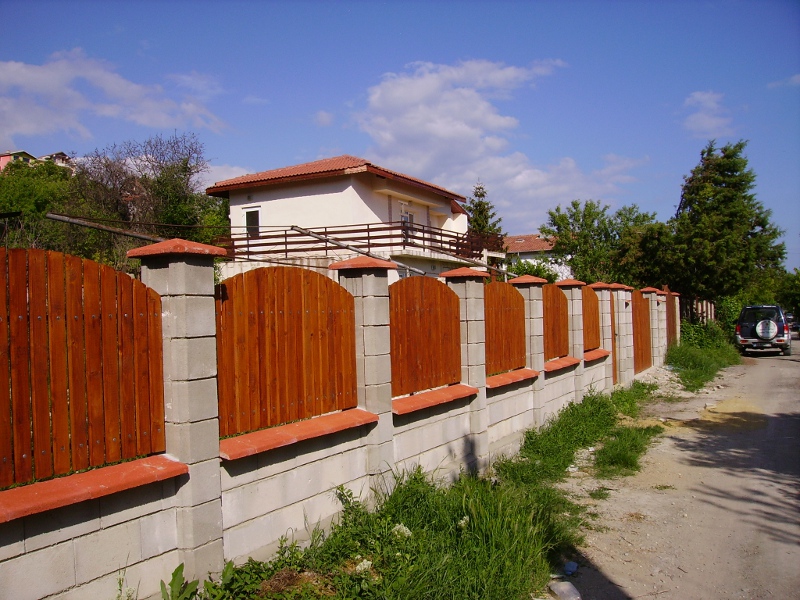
216;222;505;262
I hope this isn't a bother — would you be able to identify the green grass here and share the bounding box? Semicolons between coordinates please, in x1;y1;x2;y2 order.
595;426;664;478
182;383;664;600
665;343;740;391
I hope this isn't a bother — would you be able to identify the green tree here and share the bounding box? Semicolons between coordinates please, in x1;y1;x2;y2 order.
539;199;657;284
465;182;504;237
670;140;784;301
506;259;558;283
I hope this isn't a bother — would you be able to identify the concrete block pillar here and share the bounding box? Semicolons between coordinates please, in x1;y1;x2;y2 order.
588;283;614;392
442;268;489;470
672;292;681;346
610;284;634;387
556;279;586;401
128;239;227;581
332;257;396;483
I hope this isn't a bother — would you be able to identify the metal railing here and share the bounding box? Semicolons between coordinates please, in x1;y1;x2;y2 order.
215;222;505;261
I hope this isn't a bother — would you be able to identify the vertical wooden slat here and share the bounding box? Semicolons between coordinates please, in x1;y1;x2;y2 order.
132;282;152;456
484;282;525;376
340;283;357;410
117;272;137;459
215;282;235;437
46;252;70;476
9;250;33;483
284;269;299;423
304;272;319;417
265;271;279;426
231;274;250;433
65;255;89;471
245;272;261;429
28;250;53;480
83;261;105;466
610;293;618;385
543;284;569;361
100;266;121;463
325;282;339;415
147;289;165;453
0;249;13;487
256;272;270;427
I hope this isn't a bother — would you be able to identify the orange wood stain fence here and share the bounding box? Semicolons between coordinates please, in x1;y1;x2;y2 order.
610;293;618;384
632;289;652;373
543;284;570;361
484;282;526;376
389;276;460;397
582;286;601;352
0;249;165;489
215;267;357;437
664;286;678;347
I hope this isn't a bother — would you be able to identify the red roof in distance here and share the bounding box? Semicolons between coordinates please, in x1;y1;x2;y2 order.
503;234;554;253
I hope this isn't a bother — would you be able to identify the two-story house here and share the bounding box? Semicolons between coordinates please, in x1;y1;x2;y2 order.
206;155;501;281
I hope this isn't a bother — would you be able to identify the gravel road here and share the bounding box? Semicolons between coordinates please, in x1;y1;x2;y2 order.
560;346;800;600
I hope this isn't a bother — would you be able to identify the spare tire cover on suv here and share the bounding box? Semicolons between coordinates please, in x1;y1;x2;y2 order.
755;319;778;340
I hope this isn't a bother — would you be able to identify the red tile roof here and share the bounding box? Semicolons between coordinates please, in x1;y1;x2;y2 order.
205;154;467;214
503;234;554;253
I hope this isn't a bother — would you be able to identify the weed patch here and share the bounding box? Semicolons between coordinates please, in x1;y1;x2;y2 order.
666;343;740;391
595;426;664;477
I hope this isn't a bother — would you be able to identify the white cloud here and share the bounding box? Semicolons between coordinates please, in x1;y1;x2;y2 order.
314;110;334;127
0;48;225;147
682;90;734;138
355;59;646;233
201;163;251;190
767;73;800;89
242;94;269;105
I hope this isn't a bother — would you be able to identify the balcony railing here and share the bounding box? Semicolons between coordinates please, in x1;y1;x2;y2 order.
216;222;505;262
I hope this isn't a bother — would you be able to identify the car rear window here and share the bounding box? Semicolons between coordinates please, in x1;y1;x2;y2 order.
741;308;779;322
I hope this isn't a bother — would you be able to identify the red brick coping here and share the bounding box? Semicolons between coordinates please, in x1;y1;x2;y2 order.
220;409;379;461
543;356;581;372
0;455;189;524
486;368;539;389
583;348;611;362
127;238;228;258
392;384;479;416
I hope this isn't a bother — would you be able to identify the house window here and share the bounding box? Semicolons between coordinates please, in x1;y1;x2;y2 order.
245;209;260;238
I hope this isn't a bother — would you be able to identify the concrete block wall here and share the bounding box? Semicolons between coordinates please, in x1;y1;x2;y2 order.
582;360;609;394
0;481;181;600
486;381;536;457
612;286;635;387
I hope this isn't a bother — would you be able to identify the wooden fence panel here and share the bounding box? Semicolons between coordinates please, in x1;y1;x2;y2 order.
0;250;165;489
215;267;358;437
610;293;618;385
390;276;461;397
543;284;570;361
632;289;652;374
664;286;678;347
582;286;601;352
484;282;526;376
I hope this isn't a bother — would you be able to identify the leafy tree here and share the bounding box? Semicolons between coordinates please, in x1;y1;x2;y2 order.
465;182;504;237
539;199;657;284
670;140;784;301
506;259;558;283
776;268;800;316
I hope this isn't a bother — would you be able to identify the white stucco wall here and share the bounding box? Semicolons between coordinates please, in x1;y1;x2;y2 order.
228;174;465;235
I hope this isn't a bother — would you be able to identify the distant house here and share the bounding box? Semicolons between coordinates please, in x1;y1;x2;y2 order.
0;150;73;172
0;150;37;171
503;233;573;281
206;155;503;280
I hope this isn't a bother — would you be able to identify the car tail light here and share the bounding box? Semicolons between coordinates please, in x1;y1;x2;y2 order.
735;324;741;335
784;323;790;335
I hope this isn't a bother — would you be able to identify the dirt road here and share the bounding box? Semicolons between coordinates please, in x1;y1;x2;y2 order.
565;349;800;599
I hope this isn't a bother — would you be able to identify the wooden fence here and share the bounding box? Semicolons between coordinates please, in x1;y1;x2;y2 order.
389;276;461;397
215;267;357;437
484;282;526;377
631;289;652;374
582;286;600;352
543;284;570;361
664;286;678;347
0;249;165;489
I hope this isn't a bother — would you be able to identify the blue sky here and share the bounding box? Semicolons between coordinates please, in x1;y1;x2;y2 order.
2;0;799;269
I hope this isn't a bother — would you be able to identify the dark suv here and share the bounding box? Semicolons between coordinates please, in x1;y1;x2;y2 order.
735;305;792;356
